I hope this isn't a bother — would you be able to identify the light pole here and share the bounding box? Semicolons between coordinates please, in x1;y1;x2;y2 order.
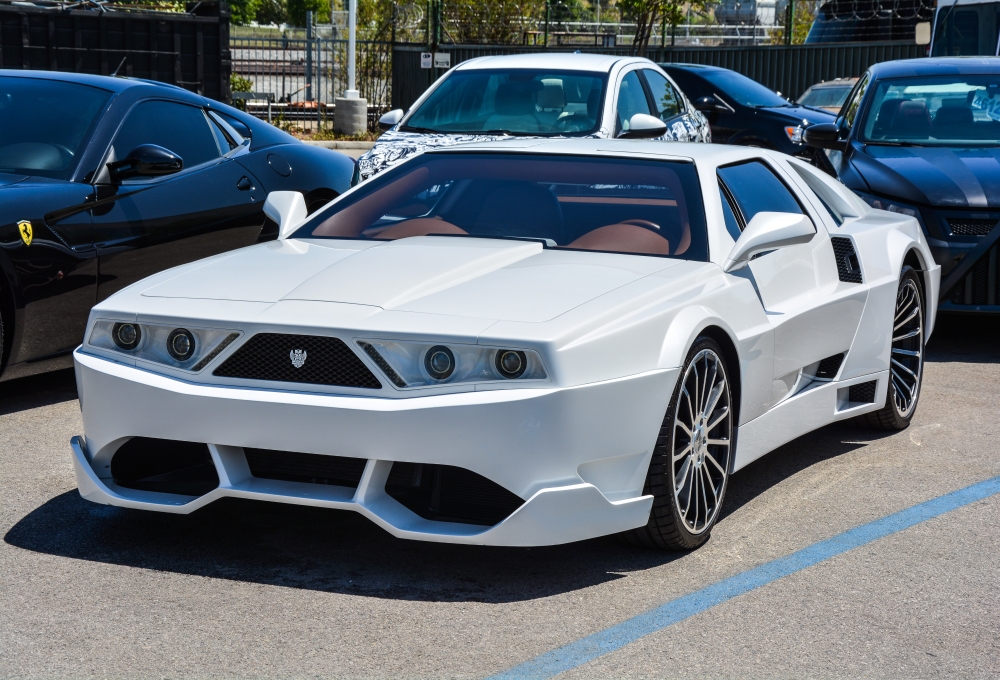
347;0;357;97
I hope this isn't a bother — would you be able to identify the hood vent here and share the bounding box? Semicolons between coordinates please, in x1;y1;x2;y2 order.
831;236;863;283
948;218;997;236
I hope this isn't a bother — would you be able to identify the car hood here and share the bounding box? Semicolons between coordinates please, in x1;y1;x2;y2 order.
0;172;29;187
852;145;1000;209
139;236;685;323
760;105;835;125
356;130;517;180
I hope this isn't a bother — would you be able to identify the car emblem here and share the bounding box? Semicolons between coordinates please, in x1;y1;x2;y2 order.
289;349;307;368
17;220;32;247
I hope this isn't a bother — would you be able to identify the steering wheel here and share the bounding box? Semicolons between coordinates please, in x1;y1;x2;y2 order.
556;114;591;131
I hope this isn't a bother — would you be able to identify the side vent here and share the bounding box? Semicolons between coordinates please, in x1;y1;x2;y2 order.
848;380;877;404
831;237;863;283
815;353;845;380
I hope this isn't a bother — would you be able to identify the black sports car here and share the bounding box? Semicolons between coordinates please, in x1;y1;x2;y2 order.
660;63;836;164
0;70;355;382
805;58;1000;312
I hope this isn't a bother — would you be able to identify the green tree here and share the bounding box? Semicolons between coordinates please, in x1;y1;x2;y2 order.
229;0;260;25
617;0;712;55
287;0;330;27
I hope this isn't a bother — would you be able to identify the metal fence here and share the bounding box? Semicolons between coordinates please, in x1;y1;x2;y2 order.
392;40;927;111
231;36;391;130
0;0;231;101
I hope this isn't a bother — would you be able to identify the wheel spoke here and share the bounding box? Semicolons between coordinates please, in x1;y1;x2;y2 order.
704;379;726;420
703;466;718;506
892;329;920;342
894;307;918;331
707;438;730;447
706;451;727;475
675;418;693;437
672;443;692;463
706;406;729;432
675;456;692;494
891;357;917;378
891;348;920;357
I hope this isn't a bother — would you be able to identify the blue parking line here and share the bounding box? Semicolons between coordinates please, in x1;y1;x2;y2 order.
488;475;1000;680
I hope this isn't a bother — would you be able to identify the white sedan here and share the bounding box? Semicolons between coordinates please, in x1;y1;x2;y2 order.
70;140;940;550
356;52;711;182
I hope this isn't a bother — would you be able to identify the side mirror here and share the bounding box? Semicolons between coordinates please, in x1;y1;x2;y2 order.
264;191;308;240
378;109;404;131
803;122;847;151
693;95;734;114
107;144;183;182
723;212;816;272
618;113;668;139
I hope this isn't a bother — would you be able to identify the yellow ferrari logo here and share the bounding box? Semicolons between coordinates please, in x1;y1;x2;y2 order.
17;220;32;247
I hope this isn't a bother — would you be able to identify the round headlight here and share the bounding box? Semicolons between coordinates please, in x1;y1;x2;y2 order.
167;328;196;361
424;345;455;380
495;349;527;379
112;322;141;350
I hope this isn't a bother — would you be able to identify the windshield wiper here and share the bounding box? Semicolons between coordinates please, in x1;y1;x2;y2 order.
865;140;919;147
468;129;537;137
398;125;441;134
431;233;556;247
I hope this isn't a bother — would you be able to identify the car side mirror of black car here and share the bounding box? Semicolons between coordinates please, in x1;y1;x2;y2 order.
693;95;734;114
107;144;184;182
802;123;847;151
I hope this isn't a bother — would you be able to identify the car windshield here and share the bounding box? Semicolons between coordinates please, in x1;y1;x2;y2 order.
296;153;708;260
861;75;1000;146
401;69;607;135
699;70;788;108
798;85;853;109
0;76;111;180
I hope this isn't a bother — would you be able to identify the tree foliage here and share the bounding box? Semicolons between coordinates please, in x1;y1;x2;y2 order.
617;0;712;55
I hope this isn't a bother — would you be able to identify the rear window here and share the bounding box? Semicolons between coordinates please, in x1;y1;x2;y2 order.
297;153;709;261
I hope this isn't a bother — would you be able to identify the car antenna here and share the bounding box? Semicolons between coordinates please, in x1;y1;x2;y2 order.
111;56;127;78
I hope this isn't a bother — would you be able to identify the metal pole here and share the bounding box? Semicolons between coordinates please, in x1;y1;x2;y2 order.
305;11;313;101
544;0;550;48
347;0;357;96
786;0;795;46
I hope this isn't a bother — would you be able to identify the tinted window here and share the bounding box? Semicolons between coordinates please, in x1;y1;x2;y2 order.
719;186;742;239
643;70;683;120
664;69;711;101
699;70;787;108
403;69;607;135
298;154;709;261
113;100;220;173
616;71;654;134
798;85;854;110
718;161;803;223
843;74;869;128
0;76;111;180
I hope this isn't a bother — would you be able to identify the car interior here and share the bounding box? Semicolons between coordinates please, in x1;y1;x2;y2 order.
865;81;1000;143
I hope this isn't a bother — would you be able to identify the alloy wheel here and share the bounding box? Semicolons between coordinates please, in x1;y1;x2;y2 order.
890;277;923;418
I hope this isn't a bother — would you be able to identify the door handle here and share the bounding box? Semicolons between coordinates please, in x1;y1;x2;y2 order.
237;176;253;191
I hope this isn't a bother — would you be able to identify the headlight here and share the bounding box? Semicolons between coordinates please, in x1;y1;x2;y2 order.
358;339;547;389
855;192;926;229
784;125;805;144
89;320;240;371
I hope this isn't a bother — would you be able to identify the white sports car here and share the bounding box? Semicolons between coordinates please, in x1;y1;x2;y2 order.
70;140;940;550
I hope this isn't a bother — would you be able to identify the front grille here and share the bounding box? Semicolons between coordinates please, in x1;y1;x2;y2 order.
214;333;381;388
948;218;997;236
946;243;1000;306
830;237;863;283
815;353;845;379
244;448;368;489
111;437;219;496
385;462;525;526
848;380;877;404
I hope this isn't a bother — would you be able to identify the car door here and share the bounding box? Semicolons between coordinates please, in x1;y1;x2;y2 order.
640;69;698;141
613;70;656;137
90;99;264;301
718;158;867;405
666;70;740;143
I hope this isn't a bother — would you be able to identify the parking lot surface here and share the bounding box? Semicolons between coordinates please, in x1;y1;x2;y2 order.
2;316;999;679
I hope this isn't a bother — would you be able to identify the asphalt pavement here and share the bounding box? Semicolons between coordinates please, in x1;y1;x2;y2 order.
1;314;999;679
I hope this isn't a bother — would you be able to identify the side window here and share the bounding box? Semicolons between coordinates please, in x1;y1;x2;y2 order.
616;71;653;134
112;100;221;174
719;185;742;240
642;69;683;121
717;160;803;225
842;74;870;128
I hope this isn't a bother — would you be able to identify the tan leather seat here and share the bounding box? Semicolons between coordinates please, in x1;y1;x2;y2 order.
375;218;467;240
566;223;671;256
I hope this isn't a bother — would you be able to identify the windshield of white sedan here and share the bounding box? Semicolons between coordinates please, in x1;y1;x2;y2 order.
0;77;111;180
297;154;708;260
400;70;607;135
861;76;1000;146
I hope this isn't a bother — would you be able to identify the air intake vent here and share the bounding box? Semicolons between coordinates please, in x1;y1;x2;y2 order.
214;334;381;388
946;243;999;306
244;448;368;489
815;353;845;379
385;463;525;526
848;380;877;404
111;437;219;496
948;218;997;236
831;237;863;283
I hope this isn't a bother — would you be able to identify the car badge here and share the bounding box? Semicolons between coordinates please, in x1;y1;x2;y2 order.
290;349;307;368
17;221;32;247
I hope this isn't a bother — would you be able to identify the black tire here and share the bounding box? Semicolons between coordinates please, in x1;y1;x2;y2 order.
856;265;924;431
622;336;735;550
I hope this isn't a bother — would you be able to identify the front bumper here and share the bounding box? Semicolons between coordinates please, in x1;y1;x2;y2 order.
72;350;673;546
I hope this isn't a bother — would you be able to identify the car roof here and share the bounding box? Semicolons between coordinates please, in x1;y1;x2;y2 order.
871;57;1000;78
0;68;193;93
455;52;643;73
805;78;858;89
659;63;728;73
425;137;762;165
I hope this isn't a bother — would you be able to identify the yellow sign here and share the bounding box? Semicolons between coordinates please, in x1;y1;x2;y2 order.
17;220;32;247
